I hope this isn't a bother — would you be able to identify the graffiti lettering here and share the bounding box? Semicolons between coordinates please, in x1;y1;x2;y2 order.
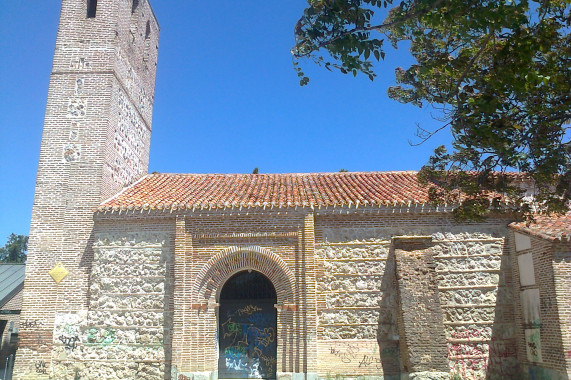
330;343;360;363
527;342;539;358
451;329;484;340
488;338;517;359
220;304;276;378
359;354;382;369
449;342;486;357
178;375;192;380
448;331;518;379
236;305;262;316
448;329;488;379
259;353;276;368
257;328;275;347
226;357;262;377
35;360;48;374
223;322;243;339
59;335;80;351
22;319;44;328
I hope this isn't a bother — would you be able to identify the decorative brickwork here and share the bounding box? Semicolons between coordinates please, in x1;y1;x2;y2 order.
15;0;159;377
194;246;297;304
17;0;571;378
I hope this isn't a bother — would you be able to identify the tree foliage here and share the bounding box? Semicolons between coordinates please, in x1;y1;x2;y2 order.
0;234;28;263
292;0;570;220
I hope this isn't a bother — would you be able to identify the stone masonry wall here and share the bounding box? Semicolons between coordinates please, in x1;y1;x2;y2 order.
314;212;518;379
50;230;172;380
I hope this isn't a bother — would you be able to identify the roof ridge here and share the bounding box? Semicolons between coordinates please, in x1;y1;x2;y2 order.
147;171;420;176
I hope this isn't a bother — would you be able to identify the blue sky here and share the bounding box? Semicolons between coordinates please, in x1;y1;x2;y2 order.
0;0;450;240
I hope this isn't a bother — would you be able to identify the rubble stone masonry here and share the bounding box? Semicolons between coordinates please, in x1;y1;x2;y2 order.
15;0;571;378
34;209;520;380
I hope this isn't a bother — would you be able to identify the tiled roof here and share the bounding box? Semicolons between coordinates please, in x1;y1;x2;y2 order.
0;264;25;309
97;171;434;212
510;213;571;242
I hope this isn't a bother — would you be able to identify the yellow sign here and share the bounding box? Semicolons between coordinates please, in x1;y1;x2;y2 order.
49;263;69;284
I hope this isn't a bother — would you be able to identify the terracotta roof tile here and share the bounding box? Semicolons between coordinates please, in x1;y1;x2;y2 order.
98;171;432;212
510;213;571;242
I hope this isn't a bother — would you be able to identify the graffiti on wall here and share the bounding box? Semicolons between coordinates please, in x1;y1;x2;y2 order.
358;354;382;369
448;329;517;379
525;329;542;363
320;340;386;370
22;319;45;329
58;335;80;351
219;303;277;379
86;327;116;347
35;360;48;374
329;342;360;364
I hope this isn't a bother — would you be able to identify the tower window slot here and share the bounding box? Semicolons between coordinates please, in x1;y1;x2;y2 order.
132;0;139;13
87;0;97;18
145;21;151;39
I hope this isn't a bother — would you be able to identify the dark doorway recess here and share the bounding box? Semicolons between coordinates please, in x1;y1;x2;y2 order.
218;271;277;380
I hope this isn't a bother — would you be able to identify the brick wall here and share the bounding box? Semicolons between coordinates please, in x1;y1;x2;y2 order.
49;219;173;379
510;229;570;380
15;0;159;377
82;209;522;380
393;237;448;376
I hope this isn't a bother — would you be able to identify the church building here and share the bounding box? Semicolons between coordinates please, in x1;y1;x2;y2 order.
12;0;571;379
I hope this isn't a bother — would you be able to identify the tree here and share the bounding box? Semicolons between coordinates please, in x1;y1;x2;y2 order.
0;234;28;263
292;0;570;220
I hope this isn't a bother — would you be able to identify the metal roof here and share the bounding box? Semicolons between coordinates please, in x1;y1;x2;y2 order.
0;264;25;309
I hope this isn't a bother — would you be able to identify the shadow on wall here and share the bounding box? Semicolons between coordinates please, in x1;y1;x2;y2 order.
377;249;401;380
81;230;96;310
486;245;520;380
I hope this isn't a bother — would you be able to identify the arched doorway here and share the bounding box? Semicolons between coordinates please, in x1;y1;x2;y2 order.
218;270;277;379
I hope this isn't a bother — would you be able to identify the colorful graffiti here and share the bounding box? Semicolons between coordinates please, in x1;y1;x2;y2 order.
219;302;276;379
86;327;116;347
448;330;517;379
525;329;542;362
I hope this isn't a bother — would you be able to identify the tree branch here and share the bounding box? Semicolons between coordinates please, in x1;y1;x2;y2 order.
293;0;446;58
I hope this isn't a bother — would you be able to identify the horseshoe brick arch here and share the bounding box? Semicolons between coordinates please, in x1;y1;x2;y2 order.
194;245;297;305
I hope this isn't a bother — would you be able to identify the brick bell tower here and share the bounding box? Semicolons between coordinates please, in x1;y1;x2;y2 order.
15;0;159;377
